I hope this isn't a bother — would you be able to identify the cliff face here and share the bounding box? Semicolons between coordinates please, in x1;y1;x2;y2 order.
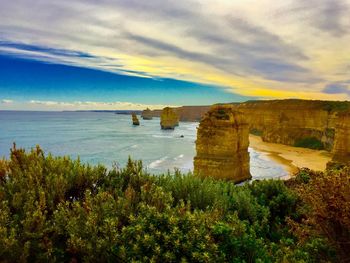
147;106;210;122
194;105;251;182
332;112;350;163
160;107;179;129
141;108;153;120
132;113;140;126
231;100;346;151
175;106;211;121
151;100;350;154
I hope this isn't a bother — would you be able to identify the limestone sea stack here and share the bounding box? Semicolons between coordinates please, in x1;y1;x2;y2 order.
141;108;153;120
194;105;251;183
132;113;140;126
160;107;179;129
332;111;350;163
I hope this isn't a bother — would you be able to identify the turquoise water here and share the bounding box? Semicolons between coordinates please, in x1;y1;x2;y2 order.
0;111;288;179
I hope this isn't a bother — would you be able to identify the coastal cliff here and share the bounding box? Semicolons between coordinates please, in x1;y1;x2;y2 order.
194;105;251;182
231;100;350;151
146;106;210;122
132;113;140;125
332;112;350;163
160;107;179;129
141;108;153;120
151;100;350;155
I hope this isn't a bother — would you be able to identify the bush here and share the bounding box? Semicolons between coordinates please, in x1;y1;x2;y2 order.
250;128;263;136
294;137;324;150
291;167;350;262
0;145;336;262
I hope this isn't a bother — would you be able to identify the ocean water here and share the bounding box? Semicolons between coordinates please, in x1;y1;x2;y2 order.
0;111;288;179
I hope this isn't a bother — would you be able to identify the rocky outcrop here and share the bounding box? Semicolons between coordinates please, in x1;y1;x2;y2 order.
160;107;179;129
141;108;153;120
132;113;140;126
175;106;211;121
144;106;210;122
332;112;350;163
194;105;251;182
150;100;350;152
231;100;349;151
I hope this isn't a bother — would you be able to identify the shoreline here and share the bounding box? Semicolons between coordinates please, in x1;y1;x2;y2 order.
249;135;332;177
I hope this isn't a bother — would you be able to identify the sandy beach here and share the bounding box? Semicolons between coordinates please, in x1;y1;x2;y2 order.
249;135;332;176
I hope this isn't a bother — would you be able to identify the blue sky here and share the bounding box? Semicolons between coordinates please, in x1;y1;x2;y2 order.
0;54;245;110
0;0;349;110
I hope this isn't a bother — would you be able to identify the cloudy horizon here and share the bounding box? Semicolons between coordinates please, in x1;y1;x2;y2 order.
1;0;350;110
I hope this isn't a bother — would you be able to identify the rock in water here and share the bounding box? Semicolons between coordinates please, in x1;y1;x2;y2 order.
194;105;251;183
332;111;350;163
160;107;179;129
132;113;140;126
141;108;153;120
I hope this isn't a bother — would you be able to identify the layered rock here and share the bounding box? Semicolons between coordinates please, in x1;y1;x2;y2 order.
141;108;153;120
332;112;350;163
143;106;210;122
132;113;140;126
149;100;350;152
231;100;348;151
160;107;179;129
194;105;251;182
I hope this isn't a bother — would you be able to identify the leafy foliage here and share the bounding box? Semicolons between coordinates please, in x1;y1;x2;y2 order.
0;146;337;262
290;167;350;262
294;137;324;150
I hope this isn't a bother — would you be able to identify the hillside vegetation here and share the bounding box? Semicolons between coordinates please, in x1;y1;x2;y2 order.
1;145;349;262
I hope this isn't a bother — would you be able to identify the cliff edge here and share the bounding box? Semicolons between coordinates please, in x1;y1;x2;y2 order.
194;105;251;182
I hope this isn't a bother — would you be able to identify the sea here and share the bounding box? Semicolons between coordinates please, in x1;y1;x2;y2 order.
0;111;288;180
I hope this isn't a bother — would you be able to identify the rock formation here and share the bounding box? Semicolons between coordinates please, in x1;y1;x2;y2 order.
231;100;349;151
160;107;179;129
141;108;153;120
141;106;210;122
332;112;350;163
194;105;251;183
132;113;140;126
148;100;350;152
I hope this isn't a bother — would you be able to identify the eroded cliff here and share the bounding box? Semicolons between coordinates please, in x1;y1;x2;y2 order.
160;107;179;129
231;100;350;151
132;113;140;126
194;105;251;182
146;106;210;122
151;100;350;156
141;108;153;120
332;112;350;163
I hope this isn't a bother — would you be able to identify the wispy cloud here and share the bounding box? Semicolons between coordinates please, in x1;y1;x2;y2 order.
12;100;176;111
1;99;14;104
0;0;349;99
323;81;350;95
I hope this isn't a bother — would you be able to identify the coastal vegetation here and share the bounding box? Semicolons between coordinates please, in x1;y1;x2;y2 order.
0;145;348;262
293;137;324;150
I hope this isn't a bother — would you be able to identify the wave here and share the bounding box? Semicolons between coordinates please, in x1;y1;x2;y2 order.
174;154;184;160
152;134;173;139
148;156;168;168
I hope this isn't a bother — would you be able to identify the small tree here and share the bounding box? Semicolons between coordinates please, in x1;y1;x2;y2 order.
292;167;350;262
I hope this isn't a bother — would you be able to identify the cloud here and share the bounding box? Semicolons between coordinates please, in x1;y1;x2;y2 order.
1;99;14;104
0;0;349;99
25;100;176;110
0;41;96;58
285;0;350;37
323;82;350;95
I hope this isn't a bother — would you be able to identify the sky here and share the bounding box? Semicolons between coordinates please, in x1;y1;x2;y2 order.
0;0;349;110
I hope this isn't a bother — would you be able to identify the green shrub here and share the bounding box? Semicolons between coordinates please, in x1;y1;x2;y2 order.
294;137;324;150
250;128;263;136
0;145;336;262
291;167;350;262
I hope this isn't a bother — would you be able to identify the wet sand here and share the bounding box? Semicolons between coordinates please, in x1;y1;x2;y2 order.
249;135;332;177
